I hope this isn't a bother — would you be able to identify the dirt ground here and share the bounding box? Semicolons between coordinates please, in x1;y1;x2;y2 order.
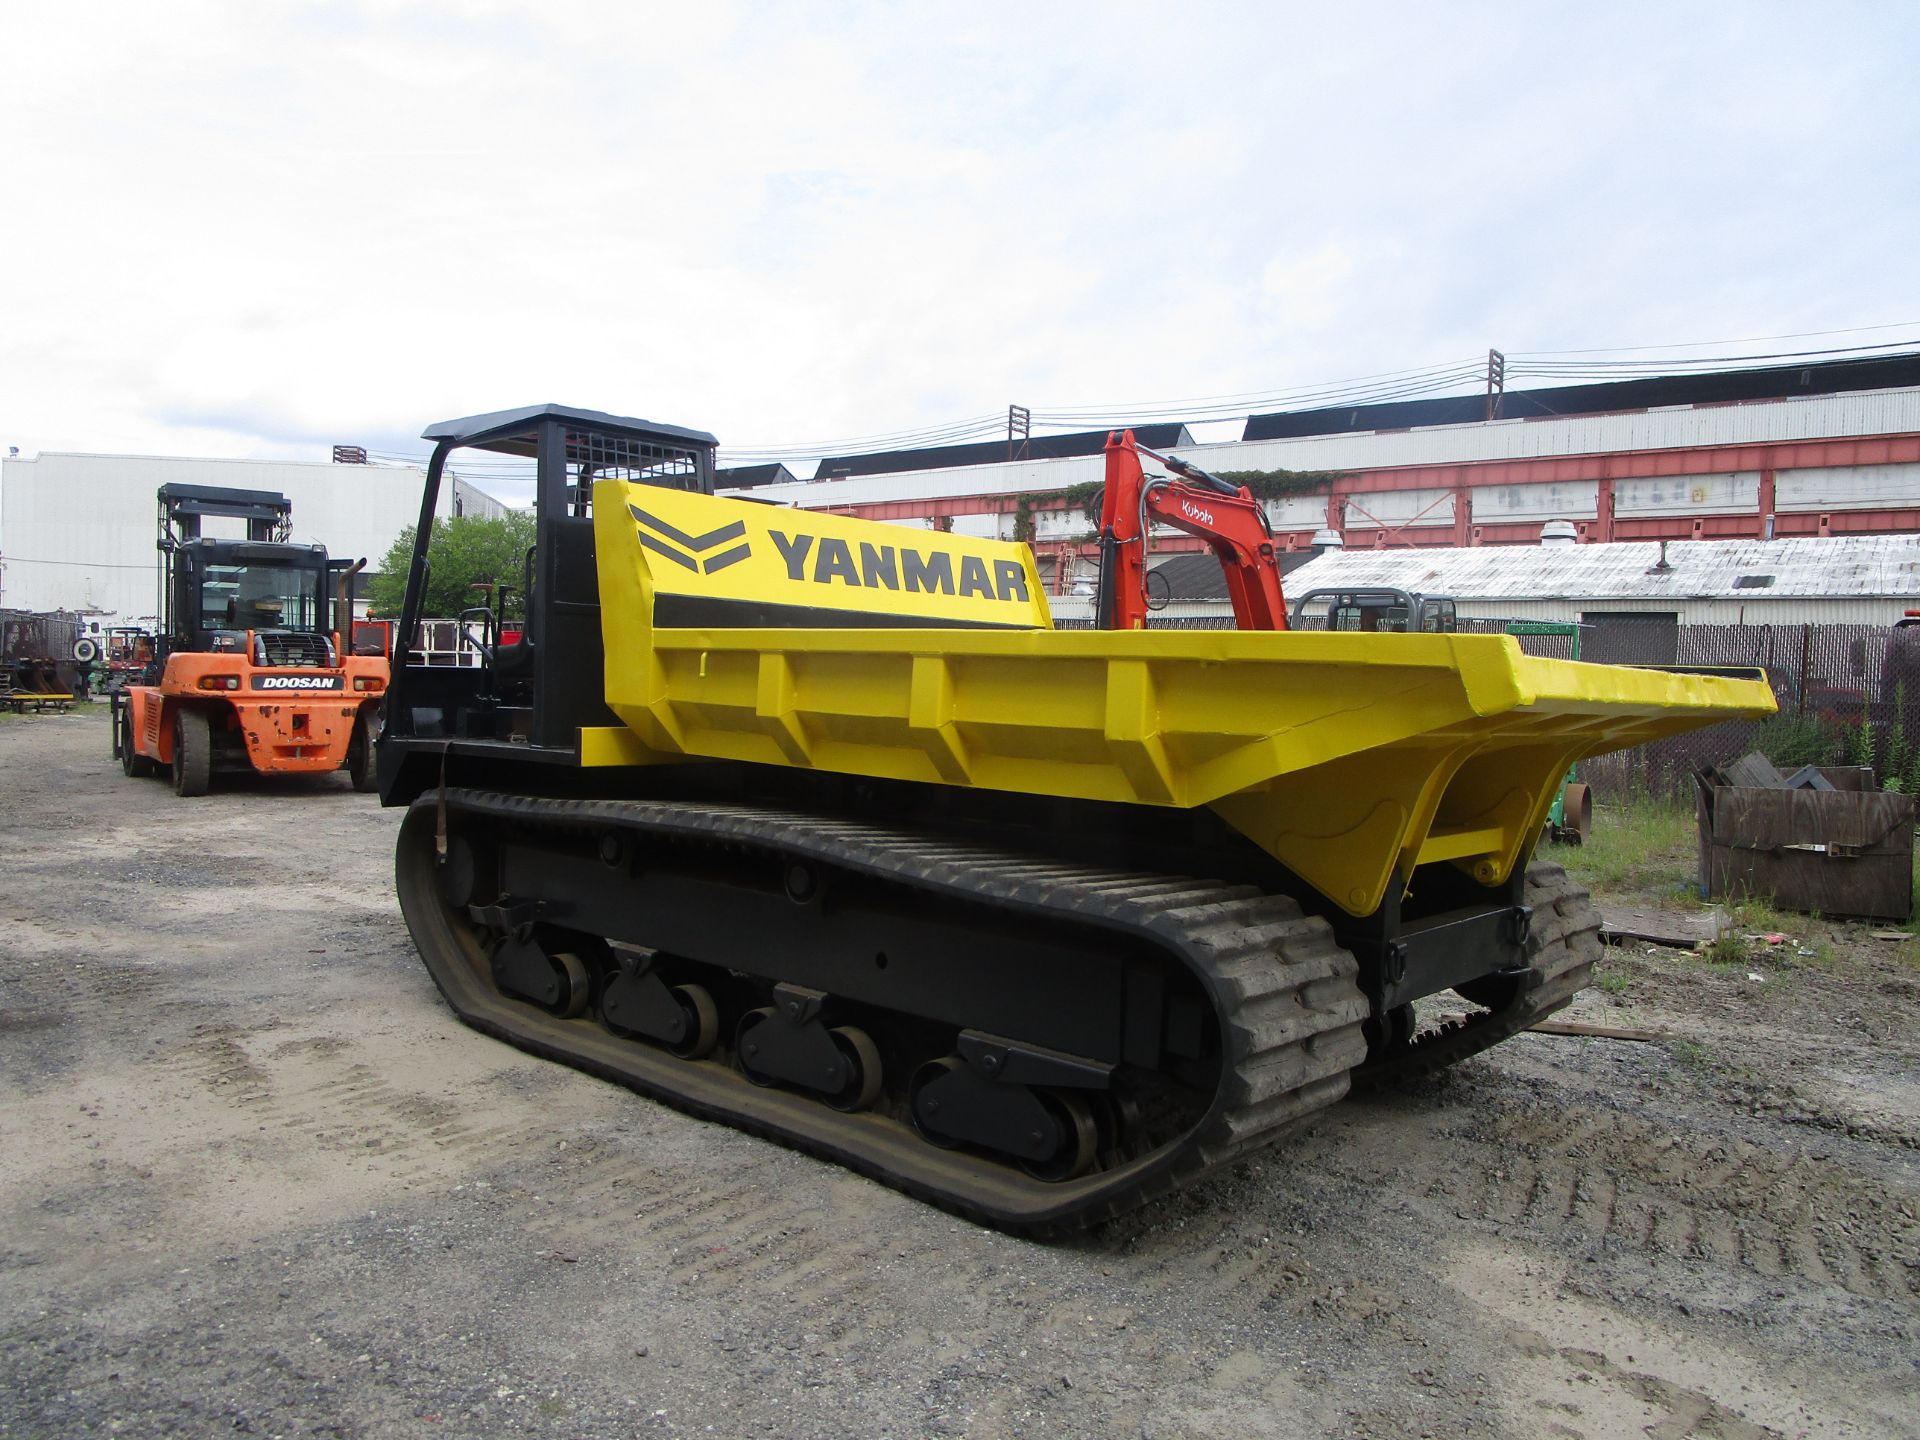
2;710;1916;1439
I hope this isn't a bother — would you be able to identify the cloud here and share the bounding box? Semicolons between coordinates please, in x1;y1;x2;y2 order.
2;0;1916;471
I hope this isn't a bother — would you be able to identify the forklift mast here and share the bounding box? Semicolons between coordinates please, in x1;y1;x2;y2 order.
155;483;329;660
158;483;293;543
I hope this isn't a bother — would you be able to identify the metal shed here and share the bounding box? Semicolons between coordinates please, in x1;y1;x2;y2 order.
1278;535;1920;627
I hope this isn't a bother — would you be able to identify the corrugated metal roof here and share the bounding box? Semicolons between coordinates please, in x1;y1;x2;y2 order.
1241;351;1920;440
716;462;798;489
813;424;1193;479
1284;534;1920;603
1148;550;1322;599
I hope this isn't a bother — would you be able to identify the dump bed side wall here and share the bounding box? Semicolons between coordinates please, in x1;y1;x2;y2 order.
596;482;1051;632
590;486;1776;917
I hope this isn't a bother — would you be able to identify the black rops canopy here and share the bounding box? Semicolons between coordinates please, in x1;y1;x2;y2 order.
421;403;718;457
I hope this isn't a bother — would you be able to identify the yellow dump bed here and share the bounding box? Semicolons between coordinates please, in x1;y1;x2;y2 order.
588;483;1776;917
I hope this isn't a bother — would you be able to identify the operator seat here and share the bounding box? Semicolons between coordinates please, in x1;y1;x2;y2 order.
492;631;535;682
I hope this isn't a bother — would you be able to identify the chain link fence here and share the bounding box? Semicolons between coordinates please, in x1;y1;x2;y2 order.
1560;617;1920;799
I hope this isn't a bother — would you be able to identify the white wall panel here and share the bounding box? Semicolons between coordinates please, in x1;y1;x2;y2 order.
1032;509;1094;542
1265;493;1331;529
0;452;489;624
949;513;1006;540
1775;462;1920;513
1614;472;1758;517
1448;597;1918;625
1471;480;1600;523
1341;487;1455;529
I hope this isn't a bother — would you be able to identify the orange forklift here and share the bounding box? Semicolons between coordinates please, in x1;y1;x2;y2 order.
111;483;389;795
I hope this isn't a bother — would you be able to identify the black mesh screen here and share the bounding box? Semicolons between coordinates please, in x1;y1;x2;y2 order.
254;632;335;668
564;427;711;515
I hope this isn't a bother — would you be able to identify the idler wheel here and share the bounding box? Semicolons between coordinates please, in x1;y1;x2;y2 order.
1362;1002;1416;1063
1456;973;1525;1014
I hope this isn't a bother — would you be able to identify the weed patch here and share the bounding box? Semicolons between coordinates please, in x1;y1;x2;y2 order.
1561;794;1696;901
1666;1037;1713;1071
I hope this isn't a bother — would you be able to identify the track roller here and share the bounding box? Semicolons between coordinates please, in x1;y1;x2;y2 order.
601;946;721;1059
489;932;590;1017
735;985;882;1112
907;1033;1112;1182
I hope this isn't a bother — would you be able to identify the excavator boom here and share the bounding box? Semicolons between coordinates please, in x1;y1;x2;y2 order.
1095;429;1288;631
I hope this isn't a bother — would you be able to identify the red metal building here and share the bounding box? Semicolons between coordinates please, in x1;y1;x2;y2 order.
722;353;1920;592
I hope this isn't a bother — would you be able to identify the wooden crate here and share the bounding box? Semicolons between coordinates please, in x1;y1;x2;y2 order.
1696;780;1916;921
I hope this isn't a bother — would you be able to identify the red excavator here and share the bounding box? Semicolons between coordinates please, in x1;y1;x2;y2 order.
1092;431;1288;631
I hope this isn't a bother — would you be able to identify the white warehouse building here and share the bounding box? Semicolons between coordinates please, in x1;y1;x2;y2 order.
0;452;505;625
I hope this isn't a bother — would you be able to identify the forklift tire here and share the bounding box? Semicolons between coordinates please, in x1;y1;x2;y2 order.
346;713;378;793
172;709;212;797
119;705;156;778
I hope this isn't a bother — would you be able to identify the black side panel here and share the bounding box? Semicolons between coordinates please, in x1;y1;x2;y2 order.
533;514;619;748
652;594;1029;631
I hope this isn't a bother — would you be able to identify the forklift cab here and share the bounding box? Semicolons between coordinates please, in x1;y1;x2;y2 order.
1288;587;1458;634
155;482;336;667
164;538;333;659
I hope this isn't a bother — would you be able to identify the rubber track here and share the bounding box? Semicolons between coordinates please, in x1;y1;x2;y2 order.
400;790;1372;1232
1351;859;1601;1090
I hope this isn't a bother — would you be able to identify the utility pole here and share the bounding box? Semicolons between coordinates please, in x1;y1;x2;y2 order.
1007;405;1031;462
1485;349;1506;422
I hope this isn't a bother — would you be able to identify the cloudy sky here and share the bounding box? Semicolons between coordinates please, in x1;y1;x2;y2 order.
4;0;1917;487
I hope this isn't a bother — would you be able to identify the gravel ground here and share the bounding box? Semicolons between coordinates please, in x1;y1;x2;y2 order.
3;710;1916;1439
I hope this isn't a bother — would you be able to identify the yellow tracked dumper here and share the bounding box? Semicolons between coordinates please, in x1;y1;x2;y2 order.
378;405;1774;1230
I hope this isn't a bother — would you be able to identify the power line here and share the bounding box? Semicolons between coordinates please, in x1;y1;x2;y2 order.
720;413;1011;461
1510;320;1920;357
1028;365;1492;428
0;554;161;569
1023;356;1491;414
358;327;1920;471
1509;339;1920;375
720;360;1504;464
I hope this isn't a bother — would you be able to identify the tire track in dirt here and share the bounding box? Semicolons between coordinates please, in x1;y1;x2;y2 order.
1457;1104;1920;1302
152;1024;559;1186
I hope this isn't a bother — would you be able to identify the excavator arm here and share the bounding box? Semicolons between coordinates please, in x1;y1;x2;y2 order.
1093;429;1288;631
